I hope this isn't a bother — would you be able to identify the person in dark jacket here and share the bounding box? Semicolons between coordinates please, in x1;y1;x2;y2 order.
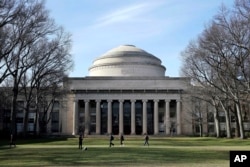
79;134;83;149
120;134;124;146
9;134;16;148
144;134;149;146
109;134;114;147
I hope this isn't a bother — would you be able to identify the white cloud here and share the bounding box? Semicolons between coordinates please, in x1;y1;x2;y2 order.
93;1;165;28
97;4;147;26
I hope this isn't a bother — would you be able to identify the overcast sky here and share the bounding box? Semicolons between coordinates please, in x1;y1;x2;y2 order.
45;0;235;77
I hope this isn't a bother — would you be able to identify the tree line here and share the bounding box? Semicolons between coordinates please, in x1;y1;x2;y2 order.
181;0;250;139
0;0;73;137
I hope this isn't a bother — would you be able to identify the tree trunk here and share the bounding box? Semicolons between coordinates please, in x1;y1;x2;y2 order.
235;102;245;139
11;86;18;136
212;100;220;138
199;123;203;137
34;94;39;136
225;110;232;138
235;113;240;137
23;103;30;138
214;110;220;138
219;100;232;138
34;110;38;136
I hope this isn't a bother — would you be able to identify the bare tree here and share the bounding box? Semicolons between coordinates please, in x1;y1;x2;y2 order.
0;0;26;83
0;0;72;136
20;29;72;136
181;0;250;139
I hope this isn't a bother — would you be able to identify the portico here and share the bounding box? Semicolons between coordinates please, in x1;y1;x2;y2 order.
71;94;182;136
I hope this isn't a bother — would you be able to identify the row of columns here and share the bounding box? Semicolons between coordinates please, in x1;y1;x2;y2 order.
72;99;181;135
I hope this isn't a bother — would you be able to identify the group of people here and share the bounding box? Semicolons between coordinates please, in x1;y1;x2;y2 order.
79;133;149;149
9;132;149;150
79;134;149;150
109;133;149;147
109;134;125;147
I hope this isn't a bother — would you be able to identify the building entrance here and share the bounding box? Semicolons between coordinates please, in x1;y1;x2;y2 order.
123;100;131;134
135;101;142;134
100;101;107;134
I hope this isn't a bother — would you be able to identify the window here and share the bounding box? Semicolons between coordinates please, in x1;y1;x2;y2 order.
207;112;214;122
208;124;214;133
219;116;225;122
53;101;60;110
51;111;59;132
17;101;24;110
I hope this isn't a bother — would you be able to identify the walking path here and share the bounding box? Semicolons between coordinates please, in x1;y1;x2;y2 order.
2;144;250;151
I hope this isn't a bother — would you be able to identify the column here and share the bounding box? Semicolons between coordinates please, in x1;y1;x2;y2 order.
72;99;78;135
142;100;147;134
165;100;170;135
84;100;90;135
107;100;112;134
96;100;101;135
154;100;159;135
177;100;181;135
131;100;136;135
119;100;124;135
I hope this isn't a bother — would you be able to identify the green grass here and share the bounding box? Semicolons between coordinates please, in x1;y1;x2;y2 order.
0;136;250;167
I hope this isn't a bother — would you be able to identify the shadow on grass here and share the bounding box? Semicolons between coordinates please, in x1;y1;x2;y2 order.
0;136;71;147
0;147;229;166
150;137;250;146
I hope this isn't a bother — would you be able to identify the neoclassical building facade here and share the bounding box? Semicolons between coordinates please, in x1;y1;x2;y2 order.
2;45;250;137
61;45;192;136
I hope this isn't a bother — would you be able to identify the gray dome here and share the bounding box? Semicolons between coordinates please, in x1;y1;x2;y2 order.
89;45;166;77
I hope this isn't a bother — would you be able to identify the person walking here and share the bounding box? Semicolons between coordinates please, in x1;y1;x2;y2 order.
120;134;124;146
79;134;83;149
9;134;16;148
144;134;149;146
109;134;114;147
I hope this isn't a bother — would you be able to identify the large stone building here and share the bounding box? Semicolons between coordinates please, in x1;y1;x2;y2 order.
62;45;192;136
0;44;198;136
2;45;250;137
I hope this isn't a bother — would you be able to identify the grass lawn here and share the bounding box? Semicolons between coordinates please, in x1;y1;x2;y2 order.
0;136;250;167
